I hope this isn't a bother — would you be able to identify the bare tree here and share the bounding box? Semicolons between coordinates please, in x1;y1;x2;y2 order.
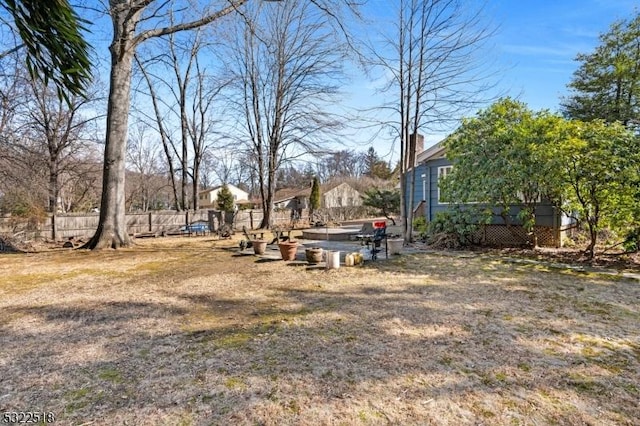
223;0;353;228
58;157;102;213
134;56;181;210
85;0;246;249
21;79;98;213
81;0;360;248
134;27;227;211
275;163;315;189
125;122;167;211
372;0;496;241
0;40;26;140
185;48;229;210
0;46;101;223
317;149;363;180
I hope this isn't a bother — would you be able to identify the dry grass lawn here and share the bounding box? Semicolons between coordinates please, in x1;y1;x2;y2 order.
1;236;639;425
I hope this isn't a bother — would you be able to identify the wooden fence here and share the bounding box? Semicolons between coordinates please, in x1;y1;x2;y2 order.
0;204;373;242
0;209;307;241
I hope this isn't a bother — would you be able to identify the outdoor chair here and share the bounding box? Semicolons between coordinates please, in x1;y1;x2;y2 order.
355;221;388;260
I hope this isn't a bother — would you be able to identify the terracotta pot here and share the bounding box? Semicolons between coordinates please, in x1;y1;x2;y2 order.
278;241;298;261
305;247;324;264
253;240;268;255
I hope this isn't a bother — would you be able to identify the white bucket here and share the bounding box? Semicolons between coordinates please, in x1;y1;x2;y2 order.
325;250;341;269
388;239;404;255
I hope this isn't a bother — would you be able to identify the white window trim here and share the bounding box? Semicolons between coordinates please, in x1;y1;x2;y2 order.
437;166;453;204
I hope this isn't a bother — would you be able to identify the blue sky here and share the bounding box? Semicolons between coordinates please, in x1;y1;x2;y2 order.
77;0;638;161
352;0;639;156
490;0;638;112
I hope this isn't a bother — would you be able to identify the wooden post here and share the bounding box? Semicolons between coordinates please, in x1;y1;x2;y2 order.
148;212;153;232
51;214;57;241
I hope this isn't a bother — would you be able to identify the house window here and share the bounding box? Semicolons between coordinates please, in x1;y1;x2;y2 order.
347;197;353;206
337;197;343;207
437;166;453;204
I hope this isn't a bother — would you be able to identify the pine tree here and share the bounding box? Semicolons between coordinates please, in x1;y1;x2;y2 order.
309;176;321;213
562;13;640;127
362;147;392;180
216;184;235;212
361;188;399;225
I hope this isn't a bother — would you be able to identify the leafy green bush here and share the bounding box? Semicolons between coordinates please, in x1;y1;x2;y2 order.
623;228;640;252
412;216;428;241
426;207;488;248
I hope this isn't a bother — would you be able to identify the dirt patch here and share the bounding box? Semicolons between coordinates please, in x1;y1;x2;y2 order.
0;233;90;253
1;237;639;425
492;246;640;271
409;240;640;272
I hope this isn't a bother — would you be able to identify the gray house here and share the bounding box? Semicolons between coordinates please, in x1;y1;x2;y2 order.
406;141;573;247
274;182;362;210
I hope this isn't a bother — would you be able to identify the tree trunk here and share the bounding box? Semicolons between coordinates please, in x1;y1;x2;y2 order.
48;158;59;213
192;166;200;211
85;0;250;248
260;164;276;229
405;134;418;242
586;221;597;260
181;108;189;210
84;14;137;249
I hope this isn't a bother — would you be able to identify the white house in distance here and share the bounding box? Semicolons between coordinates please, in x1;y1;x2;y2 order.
198;184;250;209
273;181;362;210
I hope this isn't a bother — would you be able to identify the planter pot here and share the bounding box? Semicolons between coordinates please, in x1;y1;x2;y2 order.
388;238;403;255
325;250;340;269
253;240;268;255
278;241;299;261
305;248;324;264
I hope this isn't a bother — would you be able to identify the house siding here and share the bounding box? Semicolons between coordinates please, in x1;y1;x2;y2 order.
322;183;362;208
408;158;559;227
405;152;567;247
405;159;455;222
199;184;249;208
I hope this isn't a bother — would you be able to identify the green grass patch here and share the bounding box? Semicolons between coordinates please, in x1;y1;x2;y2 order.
224;376;246;390
97;367;123;383
64;387;95;413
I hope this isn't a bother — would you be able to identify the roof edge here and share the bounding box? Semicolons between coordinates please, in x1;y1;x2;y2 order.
416;140;446;163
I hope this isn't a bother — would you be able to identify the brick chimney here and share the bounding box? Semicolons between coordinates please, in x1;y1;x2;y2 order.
407;133;424;168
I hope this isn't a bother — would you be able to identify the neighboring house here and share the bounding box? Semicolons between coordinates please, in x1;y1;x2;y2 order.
273;188;310;210
198;184;250;209
406;141;573;247
273;182;363;210
321;182;362;208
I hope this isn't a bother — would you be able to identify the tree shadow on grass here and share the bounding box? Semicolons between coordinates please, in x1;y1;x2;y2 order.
1;263;639;424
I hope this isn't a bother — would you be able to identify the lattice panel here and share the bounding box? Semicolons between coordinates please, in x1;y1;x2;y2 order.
476;225;558;247
534;226;557;247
